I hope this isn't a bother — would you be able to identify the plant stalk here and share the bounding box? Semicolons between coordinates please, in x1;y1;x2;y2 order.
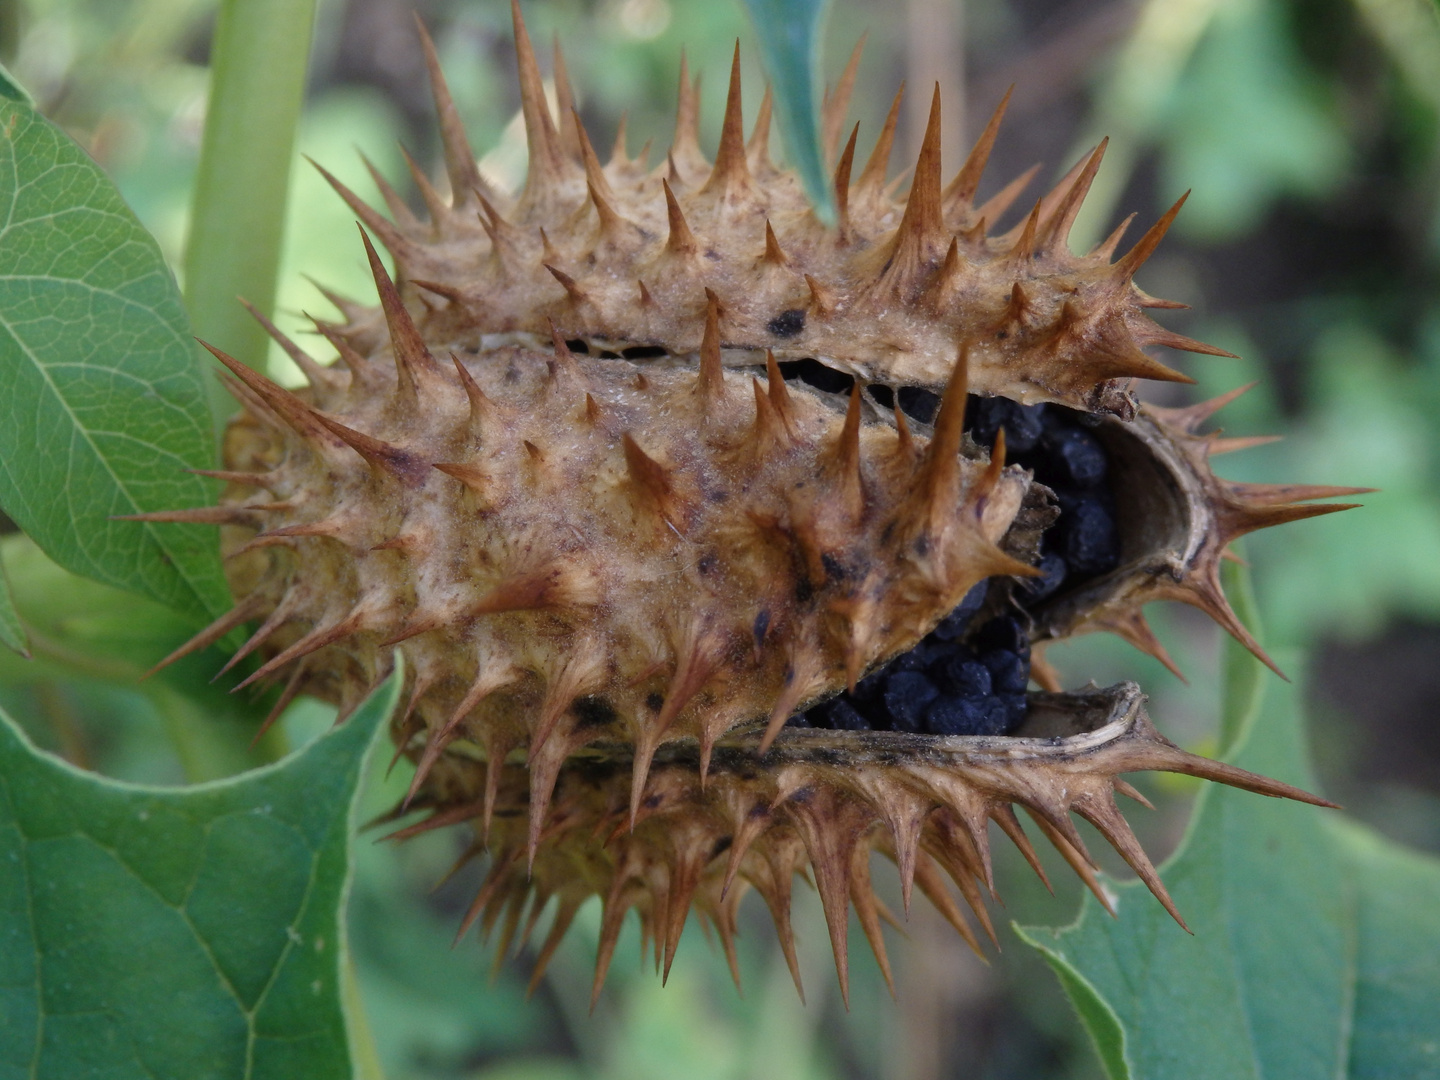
184;0;318;426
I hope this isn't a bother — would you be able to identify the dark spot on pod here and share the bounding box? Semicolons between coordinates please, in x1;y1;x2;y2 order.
820;552;846;582
897;386;940;424
645;692;664;712
795;577;815;603
572;696;618;729
767;308;807;338
697;552;718;575
711;836;733;858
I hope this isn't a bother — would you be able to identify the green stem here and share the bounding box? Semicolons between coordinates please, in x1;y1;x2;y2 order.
184;0;318;425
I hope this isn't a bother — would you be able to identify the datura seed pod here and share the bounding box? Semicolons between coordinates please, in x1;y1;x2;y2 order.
134;3;1364;1004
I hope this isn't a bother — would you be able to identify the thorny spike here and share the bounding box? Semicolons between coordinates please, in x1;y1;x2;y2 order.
358;227;446;385
834;384;866;519
765;349;796;433
672;51;703;175
552;35;580;161
975;162;1040;226
623;432;687;531
359;151;421;232
1114;191;1190;281
702;43;750;197
1042;138;1108;253
823;35;866;165
308;157;421;264
834;123;859;237
879;83;945;289
697;289;725;403
142;592;266;680
856;84;904;196
413;14;488;204
511;0;567;200
944;85;1013;212
662;179;697;256
747;84;774;170
399;145;449;226
761;221;788;266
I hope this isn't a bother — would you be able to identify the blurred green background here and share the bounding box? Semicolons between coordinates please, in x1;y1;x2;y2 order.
1;0;1438;1076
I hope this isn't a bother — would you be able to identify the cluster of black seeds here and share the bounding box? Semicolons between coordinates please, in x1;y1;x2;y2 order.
790;381;1121;738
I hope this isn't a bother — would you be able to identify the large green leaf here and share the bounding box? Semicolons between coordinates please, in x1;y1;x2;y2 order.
0;550;26;658
0;665;400;1080
740;0;832;219
0;97;230;622
1017;671;1440;1079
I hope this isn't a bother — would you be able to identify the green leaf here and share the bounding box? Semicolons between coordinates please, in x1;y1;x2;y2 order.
0;97;231;623
1330;819;1440;1077
0;664;401;1079
185;0;317;418
740;0;833;220
0;550;27;658
1018;669;1440;1078
1018;672;1351;1080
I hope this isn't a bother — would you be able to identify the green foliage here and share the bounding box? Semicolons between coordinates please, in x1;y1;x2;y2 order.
0;97;229;623
184;0;317;408
0;552;26;659
1019;664;1440;1078
0;666;400;1080
740;0;832;219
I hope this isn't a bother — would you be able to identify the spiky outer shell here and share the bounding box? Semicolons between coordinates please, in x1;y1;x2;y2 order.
407;684;1328;1003
130;3;1366;1001
215;291;1031;841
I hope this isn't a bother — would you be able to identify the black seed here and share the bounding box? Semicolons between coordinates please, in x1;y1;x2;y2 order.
1047;427;1107;486
779;357;854;395
983;649;1031;694
621;345;667;359
785;712;813;728
897;386;940;424
933;581;989;640
970;397;1046;453
884;671;938;732
852;670;887;702
926;696;1009;736
767;308;807;338
1017;553;1068;604
868;384;895;409
975;616;1029;656
825;699;872;731
938;658;991;697
1062;498;1120;575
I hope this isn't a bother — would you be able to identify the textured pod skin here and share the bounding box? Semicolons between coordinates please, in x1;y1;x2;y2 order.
132;4;1365;1000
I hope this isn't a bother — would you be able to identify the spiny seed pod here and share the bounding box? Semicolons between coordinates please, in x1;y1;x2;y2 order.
132;3;1367;1003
